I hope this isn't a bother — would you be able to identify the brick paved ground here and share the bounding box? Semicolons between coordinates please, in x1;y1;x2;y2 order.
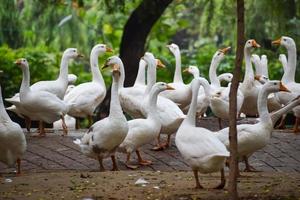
0;117;299;173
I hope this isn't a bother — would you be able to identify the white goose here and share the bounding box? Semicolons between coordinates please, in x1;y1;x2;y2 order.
176;77;229;189
119;82;174;169
208;47;244;128
0;84;26;175
272;36;300;133
15;58;70;136
239;39;261;116
6;49;81;131
64;44;111;128
160;43;192;109
216;81;290;171
140;52;185;150
74;62;128;171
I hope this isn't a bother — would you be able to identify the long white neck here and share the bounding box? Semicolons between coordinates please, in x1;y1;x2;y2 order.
261;58;269;78
209;58;221;88
0;86;11;121
243;47;254;82
282;45;297;83
199;78;211;97
146;86;160;121
191;70;199;79
134;59;146;87
257;87;272;124
90;51;105;86
57;54;70;84
109;73;123;117
20;65;31;99
118;59;125;89
271;99;299;125
173;50;183;83
145;59;157;94
184;79;201;126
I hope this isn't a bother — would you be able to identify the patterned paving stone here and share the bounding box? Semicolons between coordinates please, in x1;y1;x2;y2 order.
0;118;299;173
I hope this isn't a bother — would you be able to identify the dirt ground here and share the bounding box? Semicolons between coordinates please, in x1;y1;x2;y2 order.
1;170;299;200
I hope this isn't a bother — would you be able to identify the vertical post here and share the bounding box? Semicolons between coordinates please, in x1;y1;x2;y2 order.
228;0;244;199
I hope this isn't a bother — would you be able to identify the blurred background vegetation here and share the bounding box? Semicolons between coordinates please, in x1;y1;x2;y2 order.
0;0;300;99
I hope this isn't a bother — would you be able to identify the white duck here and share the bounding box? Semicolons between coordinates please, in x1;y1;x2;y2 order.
216;81;290;171
7;74;78;132
119;82;174;169
74;62;128;171
16;58;70;136
160;43;192;109
113;56;165;119
272;36;300;133
176;77;229;189
64;44;112;128
208;47;244;128
239;39;261;116
0;85;26;175
182;66;212;117
140;52;186;150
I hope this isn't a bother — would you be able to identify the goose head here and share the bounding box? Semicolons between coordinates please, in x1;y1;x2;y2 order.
91;44;113;56
262;80;290;93
245;39;261;50
166;43;180;55
154;82;175;93
218;73;233;83
15;58;29;69
183;65;200;77
142;52;157;67
254;75;269;84
103;56;122;69
63;48;83;58
67;74;77;85
212;47;231;62
272;36;296;50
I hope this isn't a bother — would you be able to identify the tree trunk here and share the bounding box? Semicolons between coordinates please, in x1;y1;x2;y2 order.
228;0;244;199
97;0;173;119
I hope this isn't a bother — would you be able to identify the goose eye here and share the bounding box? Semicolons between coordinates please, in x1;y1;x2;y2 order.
283;38;287;41
73;50;76;52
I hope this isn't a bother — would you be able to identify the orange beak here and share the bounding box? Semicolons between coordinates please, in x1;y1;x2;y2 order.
106;47;113;53
254;75;261;81
102;60;110;69
219;47;231;54
156;59;166;69
279;82;290;92
272;38;281;45
183;68;189;73
166;84;175;90
14;59;22;65
251;40;261;48
77;53;84;58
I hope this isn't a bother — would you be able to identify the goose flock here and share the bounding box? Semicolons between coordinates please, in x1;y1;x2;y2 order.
1;36;300;190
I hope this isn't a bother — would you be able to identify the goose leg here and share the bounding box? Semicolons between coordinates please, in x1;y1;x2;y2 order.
33;121;45;137
151;134;164;151
136;149;152;165
276;114;286;129
111;155;119;171
75;118;80;129
61;116;68;136
214;168;226;189
24;116;31;132
125;153;138;169
16;158;21;175
97;155;105;172
244;156;260;172
293;117;300;134
193;169;203;189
